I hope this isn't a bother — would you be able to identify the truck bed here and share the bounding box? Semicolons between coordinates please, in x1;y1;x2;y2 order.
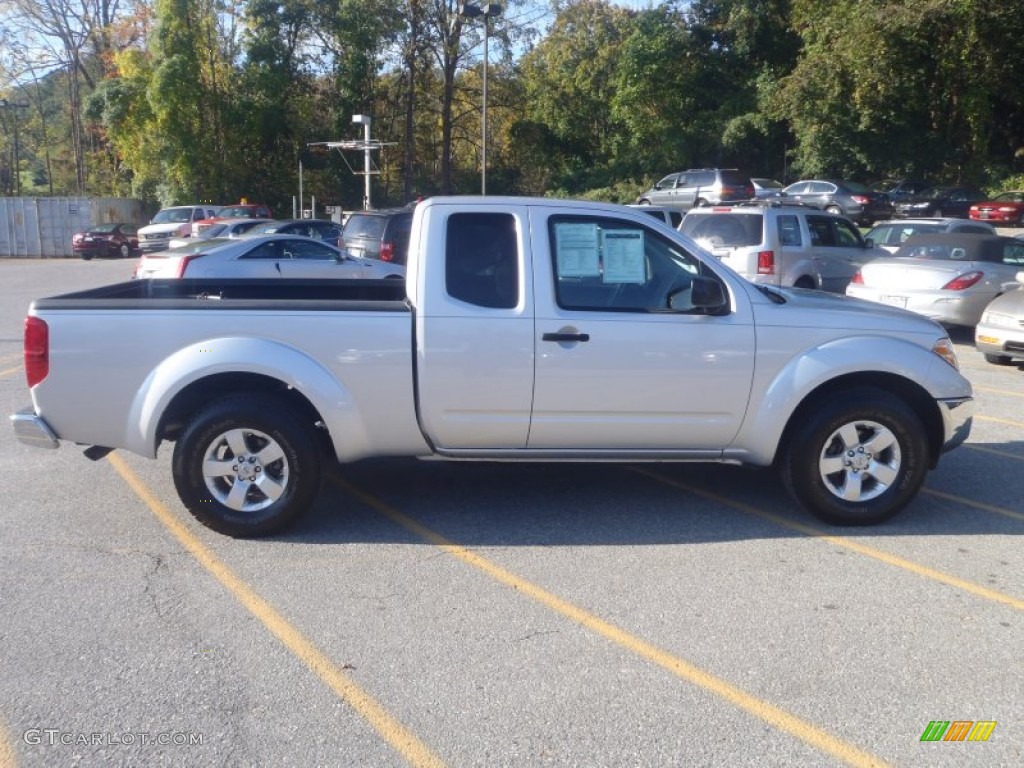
33;278;409;312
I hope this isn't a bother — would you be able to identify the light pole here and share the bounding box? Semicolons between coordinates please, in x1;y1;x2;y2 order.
352;114;373;209
459;3;502;195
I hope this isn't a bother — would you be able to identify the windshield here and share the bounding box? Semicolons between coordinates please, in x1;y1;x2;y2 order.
166;238;232;255
151;208;194;224
217;206;257;218
88;223;119;233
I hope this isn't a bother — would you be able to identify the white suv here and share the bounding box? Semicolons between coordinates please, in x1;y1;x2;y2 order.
679;201;888;292
138;205;221;253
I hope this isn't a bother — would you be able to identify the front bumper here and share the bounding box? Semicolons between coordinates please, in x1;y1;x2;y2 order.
937;396;973;455
10;409;60;449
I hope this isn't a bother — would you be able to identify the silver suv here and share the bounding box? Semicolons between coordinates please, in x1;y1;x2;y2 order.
636;169;754;210
678;201;888;292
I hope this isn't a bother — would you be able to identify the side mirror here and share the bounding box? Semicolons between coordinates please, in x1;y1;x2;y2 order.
669;275;728;313
864;237;875;248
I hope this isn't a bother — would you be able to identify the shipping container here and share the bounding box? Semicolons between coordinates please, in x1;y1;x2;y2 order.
0;197;145;258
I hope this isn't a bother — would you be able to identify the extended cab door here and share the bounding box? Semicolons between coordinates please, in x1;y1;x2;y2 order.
527;210;757;451
414;206;536;449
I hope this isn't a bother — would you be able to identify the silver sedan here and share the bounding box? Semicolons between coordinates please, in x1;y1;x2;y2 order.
975;273;1024;365
133;234;406;280
845;233;1024;327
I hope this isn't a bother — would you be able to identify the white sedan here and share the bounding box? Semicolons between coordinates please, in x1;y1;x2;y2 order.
133;234;406;280
845;233;1024;327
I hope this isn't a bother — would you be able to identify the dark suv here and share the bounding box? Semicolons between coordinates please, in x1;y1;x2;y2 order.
342;208;414;265
635;169;754;211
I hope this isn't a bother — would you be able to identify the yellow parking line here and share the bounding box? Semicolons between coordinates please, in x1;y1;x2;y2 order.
976;414;1024;429
330;474;890;768
0;351;22;365
975;385;1024;399
0;365;22;380
107;455;445;768
923;488;1024;522
634;469;1024;612
0;716;16;768
966;444;1024;462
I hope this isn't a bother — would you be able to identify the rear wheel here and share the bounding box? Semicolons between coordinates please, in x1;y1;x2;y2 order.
825;205;843;215
794;276;816;289
781;388;928;525
119;243;131;258
172;394;322;537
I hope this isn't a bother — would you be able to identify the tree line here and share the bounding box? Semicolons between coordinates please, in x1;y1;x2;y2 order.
2;0;1023;212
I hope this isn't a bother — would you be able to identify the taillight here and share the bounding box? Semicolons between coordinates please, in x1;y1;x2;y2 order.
851;195;870;205
943;271;983;291
757;250;775;275
25;316;49;388
379;241;394;262
176;254;203;278
850;271;864;285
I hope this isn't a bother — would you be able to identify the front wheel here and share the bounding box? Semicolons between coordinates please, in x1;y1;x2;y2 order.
781;389;928;525
172;394;322;537
984;352;1013;365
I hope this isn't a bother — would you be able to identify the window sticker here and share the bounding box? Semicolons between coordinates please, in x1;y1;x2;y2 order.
555;222;601;277
602;230;646;284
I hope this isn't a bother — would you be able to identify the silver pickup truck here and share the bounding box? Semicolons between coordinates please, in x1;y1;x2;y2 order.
11;197;973;536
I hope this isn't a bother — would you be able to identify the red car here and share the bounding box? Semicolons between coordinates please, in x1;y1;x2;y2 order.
71;222;140;260
969;191;1024;225
191;202;274;237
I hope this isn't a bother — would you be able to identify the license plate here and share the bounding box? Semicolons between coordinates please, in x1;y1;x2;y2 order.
979;212;989;219
880;295;908;308
83;236;94;242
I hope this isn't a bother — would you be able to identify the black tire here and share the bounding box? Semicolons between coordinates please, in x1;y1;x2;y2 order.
780;388;928;525
984;352;1013;365
172;394;321;537
794;276;816;289
825;205;843;216
695;197;709;208
81;254;93;261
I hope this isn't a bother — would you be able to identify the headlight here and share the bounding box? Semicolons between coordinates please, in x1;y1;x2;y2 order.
932;336;959;369
981;311;1016;328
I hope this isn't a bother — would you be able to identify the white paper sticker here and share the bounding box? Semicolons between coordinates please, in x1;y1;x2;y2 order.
555;222;601;277
602;230;646;284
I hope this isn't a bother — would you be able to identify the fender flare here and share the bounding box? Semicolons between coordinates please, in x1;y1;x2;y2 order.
729;334;971;465
123;337;369;459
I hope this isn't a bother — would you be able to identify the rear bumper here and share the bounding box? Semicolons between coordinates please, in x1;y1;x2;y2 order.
10;409;60;449
937;396;973;455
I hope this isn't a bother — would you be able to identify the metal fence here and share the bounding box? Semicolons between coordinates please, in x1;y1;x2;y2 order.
0;197;145;258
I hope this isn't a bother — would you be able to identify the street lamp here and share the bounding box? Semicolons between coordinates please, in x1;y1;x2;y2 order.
459;2;502;195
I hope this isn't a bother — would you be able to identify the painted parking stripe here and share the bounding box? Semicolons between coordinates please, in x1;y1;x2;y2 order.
329;473;890;768
635;469;1024;612
107;455;445;768
923;488;1024;522
0;365;22;380
966;444;1024;462
974;385;1024;399
0;716;16;768
976;414;1024;429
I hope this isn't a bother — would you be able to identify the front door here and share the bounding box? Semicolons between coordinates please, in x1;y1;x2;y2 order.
528;212;756;451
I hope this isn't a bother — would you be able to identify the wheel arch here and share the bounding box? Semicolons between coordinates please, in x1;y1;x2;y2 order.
774;372;945;470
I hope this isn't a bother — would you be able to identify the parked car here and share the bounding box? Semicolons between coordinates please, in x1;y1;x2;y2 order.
169;218;273;249
870;178;930;201
138;205;221;253
894;186;986;219
975;277;1024;365
751;178;784;198
191;202;274;237
625;204;683;229
635;169;754;210
71;222;139;260
969;191;1024;226
132;235;405;280
342;208;415;265
845;233;1024;327
779;179;894;225
679;200;887;292
247;219;344;248
865;218;996;253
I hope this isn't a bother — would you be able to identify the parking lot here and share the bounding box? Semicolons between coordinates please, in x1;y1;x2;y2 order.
0;257;1021;767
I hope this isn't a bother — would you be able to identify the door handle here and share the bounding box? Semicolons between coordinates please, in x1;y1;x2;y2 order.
542;332;590;343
